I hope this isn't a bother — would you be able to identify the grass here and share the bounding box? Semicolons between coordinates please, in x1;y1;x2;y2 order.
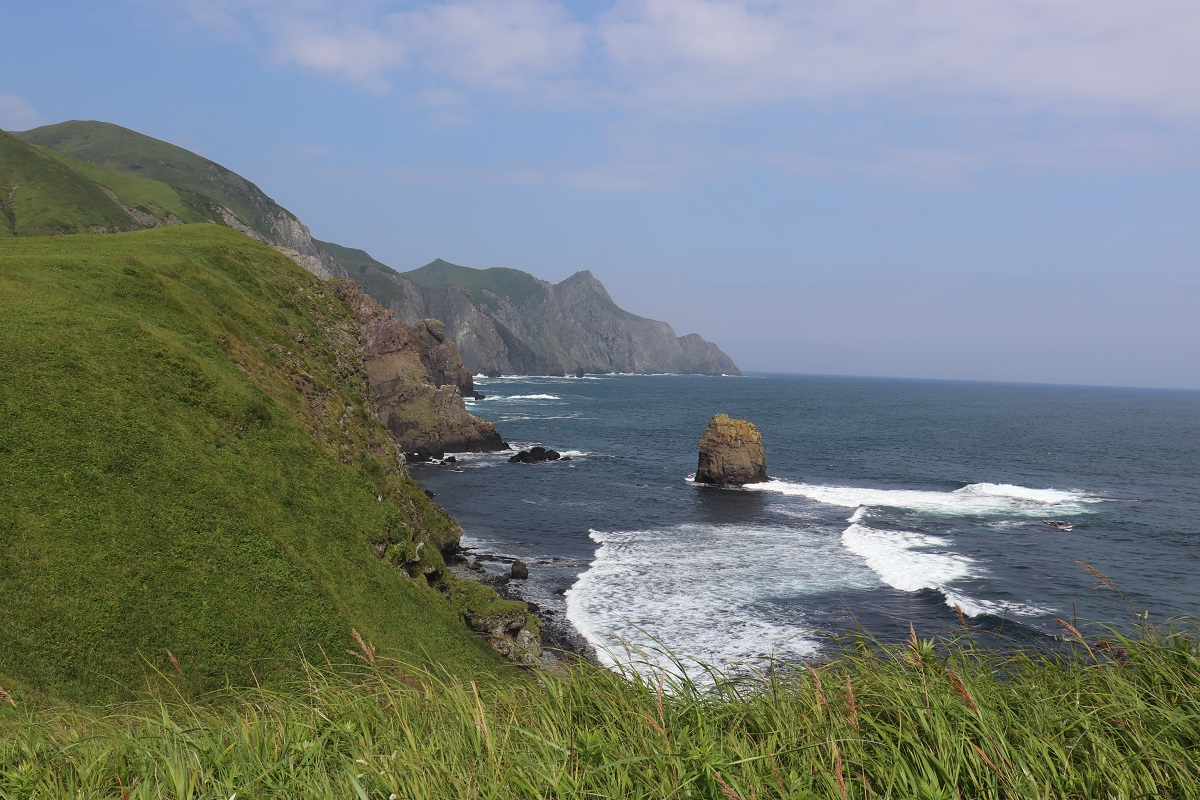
0;621;1195;798
13;121;289;246
36;146;222;227
0;225;512;703
403;258;549;310
0;130;136;236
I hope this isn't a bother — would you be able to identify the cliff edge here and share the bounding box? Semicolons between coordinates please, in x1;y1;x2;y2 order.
333;280;505;456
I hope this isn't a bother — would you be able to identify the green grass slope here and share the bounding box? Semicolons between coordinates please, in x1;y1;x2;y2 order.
37;146;224;227
316;240;395;275
0;225;506;703
0;130;136;236
404;258;548;309
14;121;290;245
316;239;408;307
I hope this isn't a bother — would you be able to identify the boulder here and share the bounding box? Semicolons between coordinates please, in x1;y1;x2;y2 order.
695;414;768;486
510;560;529;580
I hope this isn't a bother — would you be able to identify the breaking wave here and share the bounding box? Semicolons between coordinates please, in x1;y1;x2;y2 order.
745;480;1098;517
565;524;876;678
841;522;1053;618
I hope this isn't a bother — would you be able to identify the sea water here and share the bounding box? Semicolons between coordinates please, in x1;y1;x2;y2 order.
412;374;1200;676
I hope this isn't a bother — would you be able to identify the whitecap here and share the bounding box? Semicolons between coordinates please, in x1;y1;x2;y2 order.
565;524;875;679
840;523;1053;619
841;523;972;593
745;479;1097;517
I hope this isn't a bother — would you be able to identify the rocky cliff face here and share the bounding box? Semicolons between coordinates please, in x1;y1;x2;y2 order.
357;260;740;376
333;281;505;455
695;414;769;486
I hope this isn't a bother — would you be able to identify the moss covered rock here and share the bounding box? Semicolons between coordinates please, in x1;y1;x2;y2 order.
695;414;769;486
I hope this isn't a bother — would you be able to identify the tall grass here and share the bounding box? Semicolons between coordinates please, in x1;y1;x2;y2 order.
2;620;1196;799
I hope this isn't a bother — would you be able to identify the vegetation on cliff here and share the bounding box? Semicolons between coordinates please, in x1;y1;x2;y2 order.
0;225;522;702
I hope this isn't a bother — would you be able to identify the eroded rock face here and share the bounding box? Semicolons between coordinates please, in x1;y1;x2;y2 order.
333;281;505;454
695;414;768;486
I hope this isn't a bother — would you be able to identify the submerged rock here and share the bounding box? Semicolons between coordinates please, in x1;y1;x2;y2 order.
695;414;768;486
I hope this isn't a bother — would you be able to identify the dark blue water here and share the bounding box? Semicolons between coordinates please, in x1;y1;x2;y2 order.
413;374;1200;674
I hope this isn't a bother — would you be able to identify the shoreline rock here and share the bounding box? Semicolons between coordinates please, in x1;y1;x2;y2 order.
508;446;563;464
333;280;507;455
695;413;769;486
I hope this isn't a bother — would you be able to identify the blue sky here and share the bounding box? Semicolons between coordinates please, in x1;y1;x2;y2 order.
5;1;1198;388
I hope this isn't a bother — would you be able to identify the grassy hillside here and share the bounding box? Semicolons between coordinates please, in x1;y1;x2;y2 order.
0;225;509;702
317;239;409;307
37;145;224;227
404;258;548;309
316;240;396;275
14;121;290;245
0;130;136;236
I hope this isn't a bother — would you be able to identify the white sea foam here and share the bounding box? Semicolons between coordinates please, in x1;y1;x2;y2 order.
941;590;1056;619
840;523;1052;618
745;480;1097;517
841;524;972;593
479;393;563;402
565;524;876;679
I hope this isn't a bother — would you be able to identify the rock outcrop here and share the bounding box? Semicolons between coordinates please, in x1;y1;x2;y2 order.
341;257;740;376
508;446;562;464
695;414;768;486
333;281;505;455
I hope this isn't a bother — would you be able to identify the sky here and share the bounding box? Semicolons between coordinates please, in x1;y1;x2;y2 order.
4;1;1199;389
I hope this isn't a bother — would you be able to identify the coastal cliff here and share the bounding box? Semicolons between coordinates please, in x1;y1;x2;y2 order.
329;252;740;376
332;280;504;456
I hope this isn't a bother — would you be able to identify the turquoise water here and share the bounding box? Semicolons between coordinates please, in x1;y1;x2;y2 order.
413;373;1200;674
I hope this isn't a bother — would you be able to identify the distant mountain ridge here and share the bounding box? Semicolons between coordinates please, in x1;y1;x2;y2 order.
338;254;740;376
5;118;736;376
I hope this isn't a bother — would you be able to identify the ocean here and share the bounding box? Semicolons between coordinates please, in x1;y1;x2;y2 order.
411;373;1200;676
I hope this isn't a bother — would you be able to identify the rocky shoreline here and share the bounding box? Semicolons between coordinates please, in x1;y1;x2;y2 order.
446;549;597;669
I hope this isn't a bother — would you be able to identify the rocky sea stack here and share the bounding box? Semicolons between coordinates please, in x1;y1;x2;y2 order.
695;414;769;486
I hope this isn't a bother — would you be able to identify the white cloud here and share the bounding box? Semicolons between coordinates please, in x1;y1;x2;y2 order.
176;1;1200;122
171;0;1200;183
0;94;43;131
598;0;1200;120
391;0;587;91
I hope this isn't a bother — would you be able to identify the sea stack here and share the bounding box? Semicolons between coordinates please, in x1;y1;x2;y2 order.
695;414;769;486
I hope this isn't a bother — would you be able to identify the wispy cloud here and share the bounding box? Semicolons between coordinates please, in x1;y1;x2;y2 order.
0;94;44;131
173;0;1200;184
598;0;1200;119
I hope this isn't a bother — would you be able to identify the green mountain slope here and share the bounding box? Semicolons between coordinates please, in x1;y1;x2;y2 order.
317;239;407;307
404;258;549;309
352;255;741;375
37;145;224;226
15;121;282;242
14;121;347;278
0;130;136;236
0;225;508;703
